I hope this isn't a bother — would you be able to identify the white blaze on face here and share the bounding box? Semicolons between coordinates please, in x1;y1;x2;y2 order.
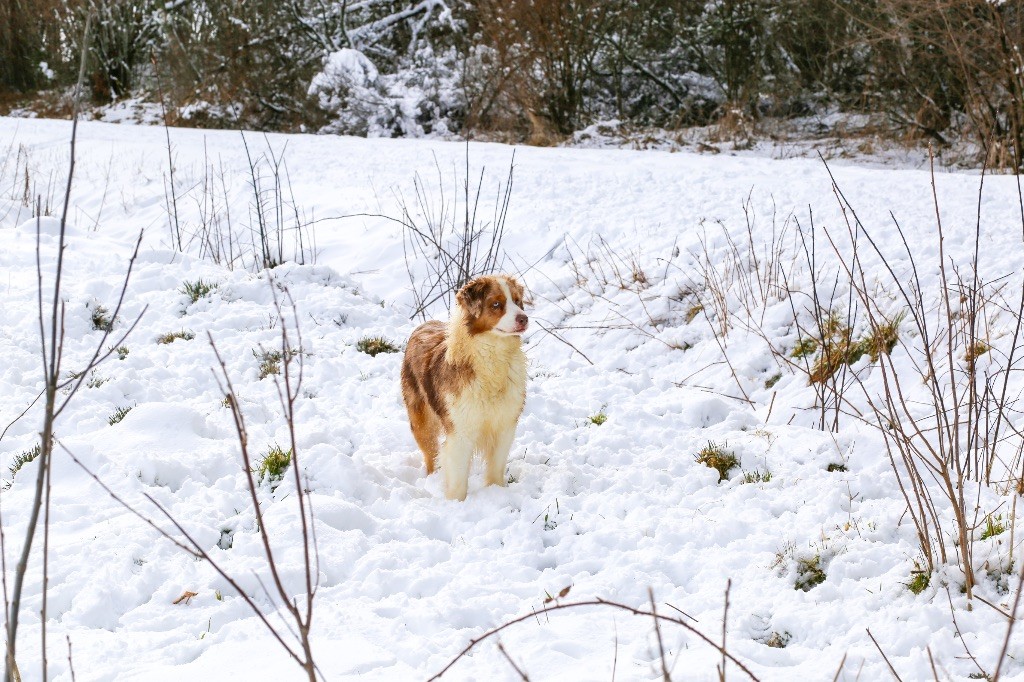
494;279;527;334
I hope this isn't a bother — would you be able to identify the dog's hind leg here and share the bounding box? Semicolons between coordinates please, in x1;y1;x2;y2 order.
483;427;516;487
440;435;473;501
406;400;441;474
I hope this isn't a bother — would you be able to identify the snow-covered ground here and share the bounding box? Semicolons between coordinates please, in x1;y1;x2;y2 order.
1;116;1023;681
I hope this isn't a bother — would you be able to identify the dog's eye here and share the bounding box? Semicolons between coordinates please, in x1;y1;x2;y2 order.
491;301;502;309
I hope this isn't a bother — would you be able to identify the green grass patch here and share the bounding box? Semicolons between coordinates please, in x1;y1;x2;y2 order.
790;337;818;359
981;514;1006;540
9;443;41;479
588;408;608;426
108;405;133;425
180;279;217;304
826;462;848;472
907;571;930;595
356;336;400;357
256;445;292;488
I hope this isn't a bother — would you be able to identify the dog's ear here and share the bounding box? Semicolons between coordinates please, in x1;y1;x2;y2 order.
504;276;526;305
456;278;489;317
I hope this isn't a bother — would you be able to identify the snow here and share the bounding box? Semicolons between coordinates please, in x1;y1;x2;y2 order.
1;115;1023;681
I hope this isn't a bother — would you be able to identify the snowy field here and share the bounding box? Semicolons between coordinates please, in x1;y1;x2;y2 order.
1;116;1023;681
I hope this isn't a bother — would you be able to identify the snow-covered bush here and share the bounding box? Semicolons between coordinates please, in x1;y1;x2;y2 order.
309;46;462;137
308;49;386;137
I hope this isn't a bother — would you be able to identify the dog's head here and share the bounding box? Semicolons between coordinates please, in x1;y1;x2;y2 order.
456;275;529;336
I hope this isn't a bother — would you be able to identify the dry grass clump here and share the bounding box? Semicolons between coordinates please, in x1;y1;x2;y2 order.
157;330;195;344
804;310;904;384
794;554;827;591
696;441;738;482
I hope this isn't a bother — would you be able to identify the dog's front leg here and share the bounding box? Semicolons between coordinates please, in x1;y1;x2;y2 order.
484;427;516;487
440;435;473;501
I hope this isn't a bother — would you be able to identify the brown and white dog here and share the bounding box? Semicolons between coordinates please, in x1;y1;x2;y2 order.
401;274;528;500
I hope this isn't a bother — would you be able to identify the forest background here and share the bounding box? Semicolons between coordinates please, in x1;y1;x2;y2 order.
2;0;1022;169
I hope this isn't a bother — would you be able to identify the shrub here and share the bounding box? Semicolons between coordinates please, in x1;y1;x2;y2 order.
696;441;738;482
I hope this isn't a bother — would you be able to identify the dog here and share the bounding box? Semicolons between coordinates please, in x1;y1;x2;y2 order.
401;274;529;500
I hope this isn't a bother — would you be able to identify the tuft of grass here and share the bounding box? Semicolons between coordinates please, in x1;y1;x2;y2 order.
790;337;818;359
108;405;133;425
794;554;826;591
9;443;41;479
806;310;904;384
696;441;738;482
254;348;292;379
765;372;782;389
907;571;930;595
826;462;848;472
742;470;772;484
180;279;217;304
114;345;129;360
857;312;905;362
965;340;991;373
86;374;108;389
256;445;292;488
356;336;400;357
157;330;195;344
981;514;1006;540
763;631;791;648
685;304;704;324
91;304;113;332
588;407;608;426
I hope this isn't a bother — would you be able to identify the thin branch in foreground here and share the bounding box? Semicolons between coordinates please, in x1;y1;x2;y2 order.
496;642;529;681
866;628;904;681
427;597;760;682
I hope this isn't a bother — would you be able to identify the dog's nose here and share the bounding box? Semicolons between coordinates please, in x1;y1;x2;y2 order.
516;313;528;329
